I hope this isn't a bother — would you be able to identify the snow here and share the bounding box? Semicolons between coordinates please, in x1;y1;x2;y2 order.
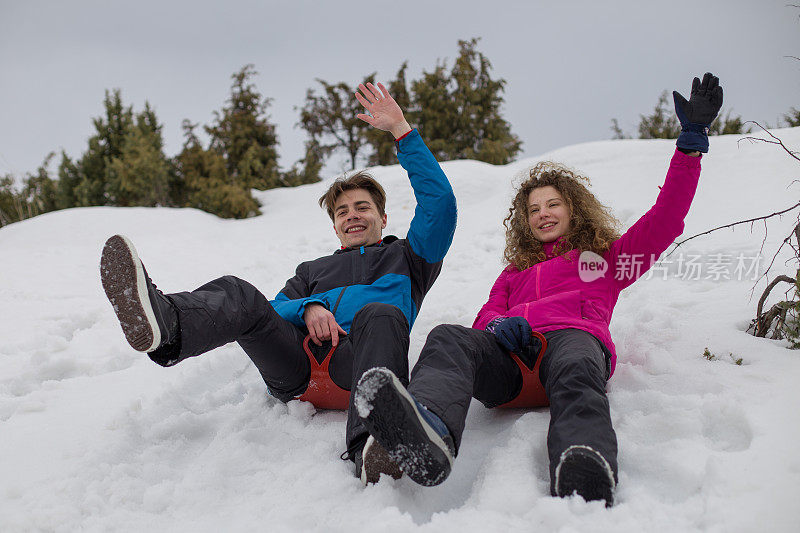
2;129;800;532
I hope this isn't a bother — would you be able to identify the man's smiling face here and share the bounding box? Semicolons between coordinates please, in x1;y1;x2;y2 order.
333;188;387;248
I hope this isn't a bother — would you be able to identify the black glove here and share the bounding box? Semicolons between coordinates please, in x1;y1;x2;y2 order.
672;72;723;153
487;316;532;353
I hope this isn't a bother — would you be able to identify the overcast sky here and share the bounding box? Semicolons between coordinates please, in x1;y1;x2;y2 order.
1;0;798;180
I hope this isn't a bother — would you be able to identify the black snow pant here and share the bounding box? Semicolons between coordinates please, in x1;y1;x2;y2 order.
155;275;410;451
407;324;618;490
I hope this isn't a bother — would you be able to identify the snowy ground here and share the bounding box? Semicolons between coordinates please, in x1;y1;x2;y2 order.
2;129;799;532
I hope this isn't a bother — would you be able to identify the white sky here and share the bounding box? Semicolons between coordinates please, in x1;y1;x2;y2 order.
0;0;798;179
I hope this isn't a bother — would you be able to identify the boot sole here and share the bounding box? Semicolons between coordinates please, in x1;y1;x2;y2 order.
356;368;453;487
100;235;161;352
360;435;403;485
555;445;615;507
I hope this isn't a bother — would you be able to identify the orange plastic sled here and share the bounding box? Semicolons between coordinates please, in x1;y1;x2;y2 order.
497;331;550;408
296;335;351;410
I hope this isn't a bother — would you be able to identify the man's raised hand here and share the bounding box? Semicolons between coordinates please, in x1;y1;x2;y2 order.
355;82;412;139
303;303;347;346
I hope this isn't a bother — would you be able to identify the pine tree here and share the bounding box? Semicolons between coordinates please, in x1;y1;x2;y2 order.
411;39;521;164
205;64;282;190
298;74;376;171
176;120;261;219
73;89;134;206
283;139;326;186
0;175;20;227
366;63;412;166
0;154;58;227
610;119;629;139
56;151;81;210
21;153;57;216
783;107;800;127
638;91;681;139
709;109;750;135
411;62;459;161
64;91;174;208
107;103;173;206
450;38;521;164
175;64;284;218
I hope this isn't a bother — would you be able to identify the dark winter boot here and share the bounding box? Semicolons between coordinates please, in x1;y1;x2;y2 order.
355;367;455;487
554;445;616;507
100;235;179;355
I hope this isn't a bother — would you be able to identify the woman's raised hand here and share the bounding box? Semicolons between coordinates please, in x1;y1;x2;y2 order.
672;72;723;153
355;82;412;139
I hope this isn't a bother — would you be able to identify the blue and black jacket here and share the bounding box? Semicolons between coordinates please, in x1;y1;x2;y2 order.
270;129;457;332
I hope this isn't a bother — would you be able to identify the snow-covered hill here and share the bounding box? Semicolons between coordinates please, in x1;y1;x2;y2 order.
2;129;799;532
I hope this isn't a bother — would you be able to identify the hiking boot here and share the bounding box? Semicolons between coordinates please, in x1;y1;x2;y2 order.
355;367;455;487
554;445;615;507
100;234;178;353
355;435;403;485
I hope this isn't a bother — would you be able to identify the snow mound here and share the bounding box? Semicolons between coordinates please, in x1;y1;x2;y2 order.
2;130;800;532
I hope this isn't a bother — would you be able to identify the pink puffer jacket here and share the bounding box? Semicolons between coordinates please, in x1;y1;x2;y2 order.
473;149;702;377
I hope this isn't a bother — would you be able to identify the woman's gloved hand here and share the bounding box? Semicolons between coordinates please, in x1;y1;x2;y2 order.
487;316;532;353
673;72;723;153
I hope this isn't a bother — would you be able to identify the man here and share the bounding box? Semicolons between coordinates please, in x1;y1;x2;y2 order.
100;82;457;484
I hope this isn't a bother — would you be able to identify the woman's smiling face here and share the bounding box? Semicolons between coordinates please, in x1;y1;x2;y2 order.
527;186;570;243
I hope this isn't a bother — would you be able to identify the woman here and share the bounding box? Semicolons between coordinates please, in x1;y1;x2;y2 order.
354;73;723;506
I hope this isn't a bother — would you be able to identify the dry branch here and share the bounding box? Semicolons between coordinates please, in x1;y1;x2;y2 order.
755;274;797;336
667;202;800;255
738;121;800;162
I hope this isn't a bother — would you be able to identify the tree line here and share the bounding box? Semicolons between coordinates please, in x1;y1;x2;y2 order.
3;36;798;228
0;38;521;227
612;92;800;140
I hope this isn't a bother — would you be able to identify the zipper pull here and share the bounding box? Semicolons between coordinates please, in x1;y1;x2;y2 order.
360;246;365;255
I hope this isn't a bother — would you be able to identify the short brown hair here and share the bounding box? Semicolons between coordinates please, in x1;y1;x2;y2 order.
318;171;387;220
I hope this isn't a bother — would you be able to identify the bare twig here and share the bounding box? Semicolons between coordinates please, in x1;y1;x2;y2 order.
752;221;800;294
667;201;800;255
759;218;769;258
738;121;800;162
790;225;800;258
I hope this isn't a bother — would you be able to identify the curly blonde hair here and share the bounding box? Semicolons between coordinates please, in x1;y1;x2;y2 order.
503;161;621;270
